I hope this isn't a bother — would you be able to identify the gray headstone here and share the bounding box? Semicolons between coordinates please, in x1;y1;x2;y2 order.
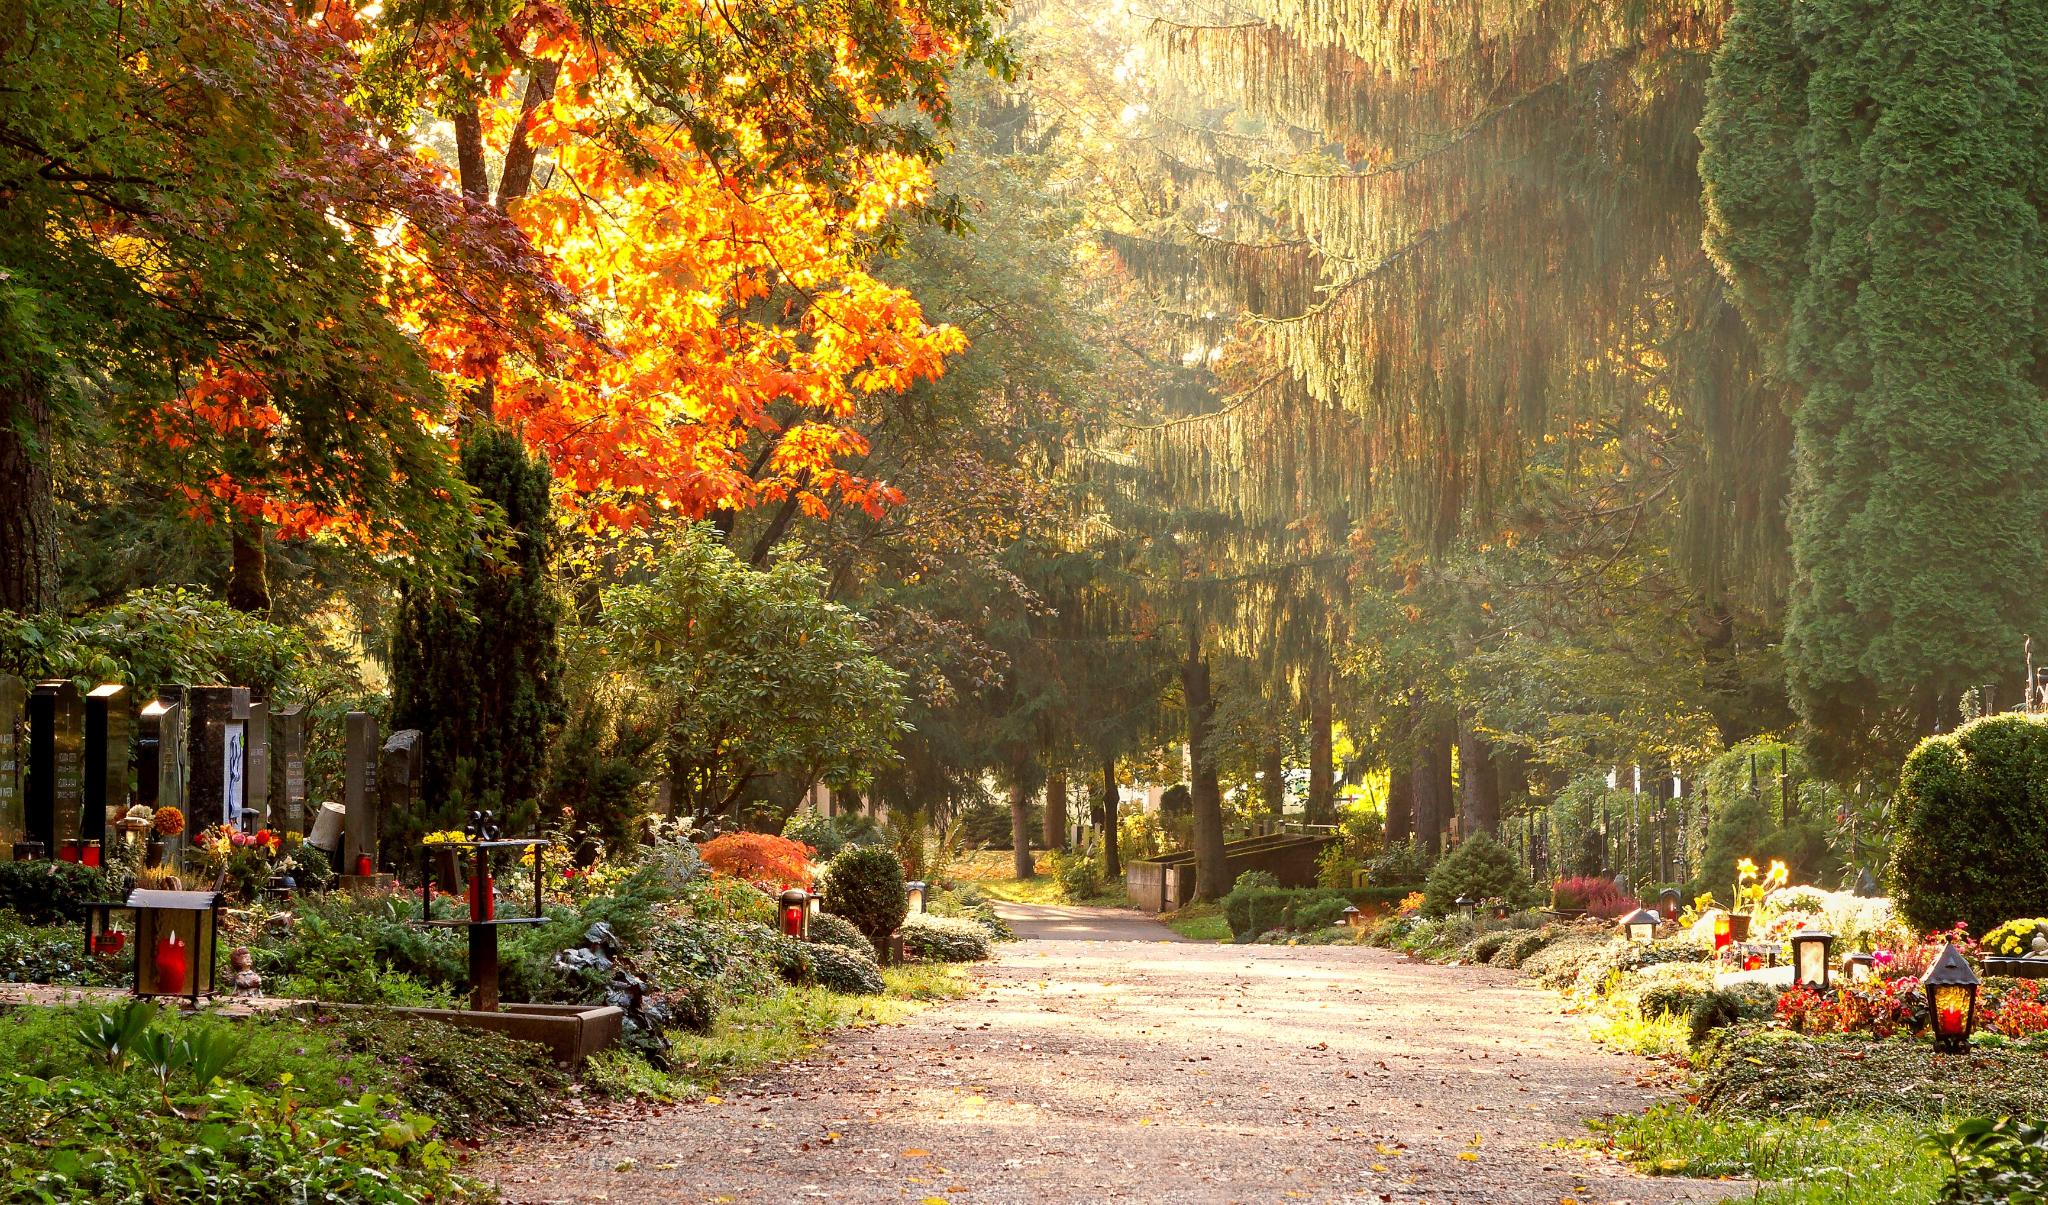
83;683;129;845
379;729;422;845
186;686;251;831
245;703;269;829
271;706;307;835
344;712;380;870
0;676;23;854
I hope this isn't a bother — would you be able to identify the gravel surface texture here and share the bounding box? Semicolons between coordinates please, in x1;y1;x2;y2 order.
484;908;1737;1205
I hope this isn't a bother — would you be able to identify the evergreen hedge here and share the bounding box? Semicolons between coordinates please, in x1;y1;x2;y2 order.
1892;714;2048;934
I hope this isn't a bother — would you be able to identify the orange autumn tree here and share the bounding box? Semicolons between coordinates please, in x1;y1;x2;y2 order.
355;0;1012;528
698;832;816;888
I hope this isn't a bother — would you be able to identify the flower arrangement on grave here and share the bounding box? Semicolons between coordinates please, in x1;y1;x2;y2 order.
1734;857;1788;916
190;824;305;900
422;829;475;847
1982;918;2048;957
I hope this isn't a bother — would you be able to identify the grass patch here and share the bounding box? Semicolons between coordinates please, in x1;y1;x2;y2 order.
970;873;1127;908
1584;1001;1693;1059
1163;902;1230;942
600;965;968;1101
1594;1104;1945;1205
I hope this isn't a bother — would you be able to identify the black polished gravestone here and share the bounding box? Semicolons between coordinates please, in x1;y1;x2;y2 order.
26;681;83;853
344;711;379;872
83;683;130;847
245;702;270;829
271;705;307;835
0;676;23;856
187;686;251;831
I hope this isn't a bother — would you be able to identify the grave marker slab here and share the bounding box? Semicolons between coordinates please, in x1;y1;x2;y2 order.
271;706;307;835
83;683;129;847
245;703;270;829
27;681;83;853
344;712;380;870
187;687;251;831
0;676;23;857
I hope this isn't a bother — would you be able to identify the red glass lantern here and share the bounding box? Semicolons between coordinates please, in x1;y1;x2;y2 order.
1713;912;1733;951
81;843;101;868
779;887;809;939
467;875;496;922
57;842;78;864
354;853;373;877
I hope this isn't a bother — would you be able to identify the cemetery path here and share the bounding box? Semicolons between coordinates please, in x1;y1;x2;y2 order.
484;923;1737;1205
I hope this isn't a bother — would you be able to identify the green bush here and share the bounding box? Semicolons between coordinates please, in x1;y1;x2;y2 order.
0;860;115;926
806;943;885;995
783;809;843;860
1047;848;1104;900
0;916;123;986
1494;927;1562;968
927;885;1013;941
1468;930;1515;963
900;915;991;962
1892;714;2048;934
1367;839;1431;887
328;1015;567;1139
1222;884;1355;937
804;911;873;956
1932;1116;2048;1204
1233;869;1281;892
1420;832;1529;917
1685;986;1780;1045
823;846;907;951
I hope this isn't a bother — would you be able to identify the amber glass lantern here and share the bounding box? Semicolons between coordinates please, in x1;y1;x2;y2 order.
1791;929;1835;991
128;888;225;1007
1921;942;1980;1054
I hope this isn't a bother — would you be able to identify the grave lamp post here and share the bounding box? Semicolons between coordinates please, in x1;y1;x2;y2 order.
1790;929;1835;991
1659;888;1681;922
1342;905;1364;929
1454;895;1476;921
779;887;810;940
807;890;822;918
1922;942;1980;1054
905;880;927;916
1618;907;1660;944
1844;952;1876;983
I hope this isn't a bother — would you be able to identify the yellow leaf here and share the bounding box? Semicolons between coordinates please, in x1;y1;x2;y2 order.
1370;1163;1388;1173
1458;1152;1479;1162
902;1149;931;1158
703;1096;722;1105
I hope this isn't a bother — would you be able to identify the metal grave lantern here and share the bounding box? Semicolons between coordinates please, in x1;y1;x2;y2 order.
1790;929;1835;990
1922;942;1981;1054
779;887;810;939
128;888;225;1006
1455;895;1477;921
905;880;927;916
1659;888;1682;920
1619;907;1660;944
1844;952;1876;982
1342;905;1364;929
84;898;132;959
807;889;822;918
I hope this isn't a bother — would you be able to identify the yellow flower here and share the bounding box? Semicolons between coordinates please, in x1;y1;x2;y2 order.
1736;858;1759;879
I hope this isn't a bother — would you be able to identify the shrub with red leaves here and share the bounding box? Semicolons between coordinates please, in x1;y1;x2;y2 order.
1551;875;1639;919
699;832;815;888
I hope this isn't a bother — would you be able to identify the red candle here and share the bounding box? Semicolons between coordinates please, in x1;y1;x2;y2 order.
1713;915;1732;951
782;905;804;937
354;853;373;877
102;931;124;954
57;843;78;864
1939;1006;1966;1035
467;875;495;921
153;934;188;995
81;844;100;868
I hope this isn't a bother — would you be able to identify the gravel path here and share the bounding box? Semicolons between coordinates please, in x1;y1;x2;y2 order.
485;913;1736;1205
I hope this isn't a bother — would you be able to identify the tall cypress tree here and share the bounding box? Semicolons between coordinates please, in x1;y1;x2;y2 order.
388;424;565;842
1701;0;2048;770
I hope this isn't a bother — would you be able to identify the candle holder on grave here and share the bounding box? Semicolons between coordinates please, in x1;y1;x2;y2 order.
415;815;551;1012
127;888;225;1007
84;898;134;959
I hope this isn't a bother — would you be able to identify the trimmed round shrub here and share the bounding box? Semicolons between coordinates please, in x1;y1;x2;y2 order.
824;845;907;950
1293;894;1353;930
805;911;874;957
900;914;991;963
1420;832;1529;917
807;942;885;995
1893;714;2048;934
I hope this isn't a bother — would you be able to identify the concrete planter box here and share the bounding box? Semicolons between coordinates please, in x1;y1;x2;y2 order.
322;1001;623;1066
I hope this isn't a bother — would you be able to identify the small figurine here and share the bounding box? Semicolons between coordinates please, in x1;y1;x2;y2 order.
229;946;263;998
2030;931;2047;958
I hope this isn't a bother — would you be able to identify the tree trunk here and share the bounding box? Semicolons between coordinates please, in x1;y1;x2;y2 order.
1308;662;1335;825
1412;713;1455;857
1008;770;1033;879
1102;753;1121;880
1043;769;1068;851
0;369;57;613
1384;746;1414;846
225;516;271;615
1457;723;1501;837
1260;744;1285;825
1185;627;1228;900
